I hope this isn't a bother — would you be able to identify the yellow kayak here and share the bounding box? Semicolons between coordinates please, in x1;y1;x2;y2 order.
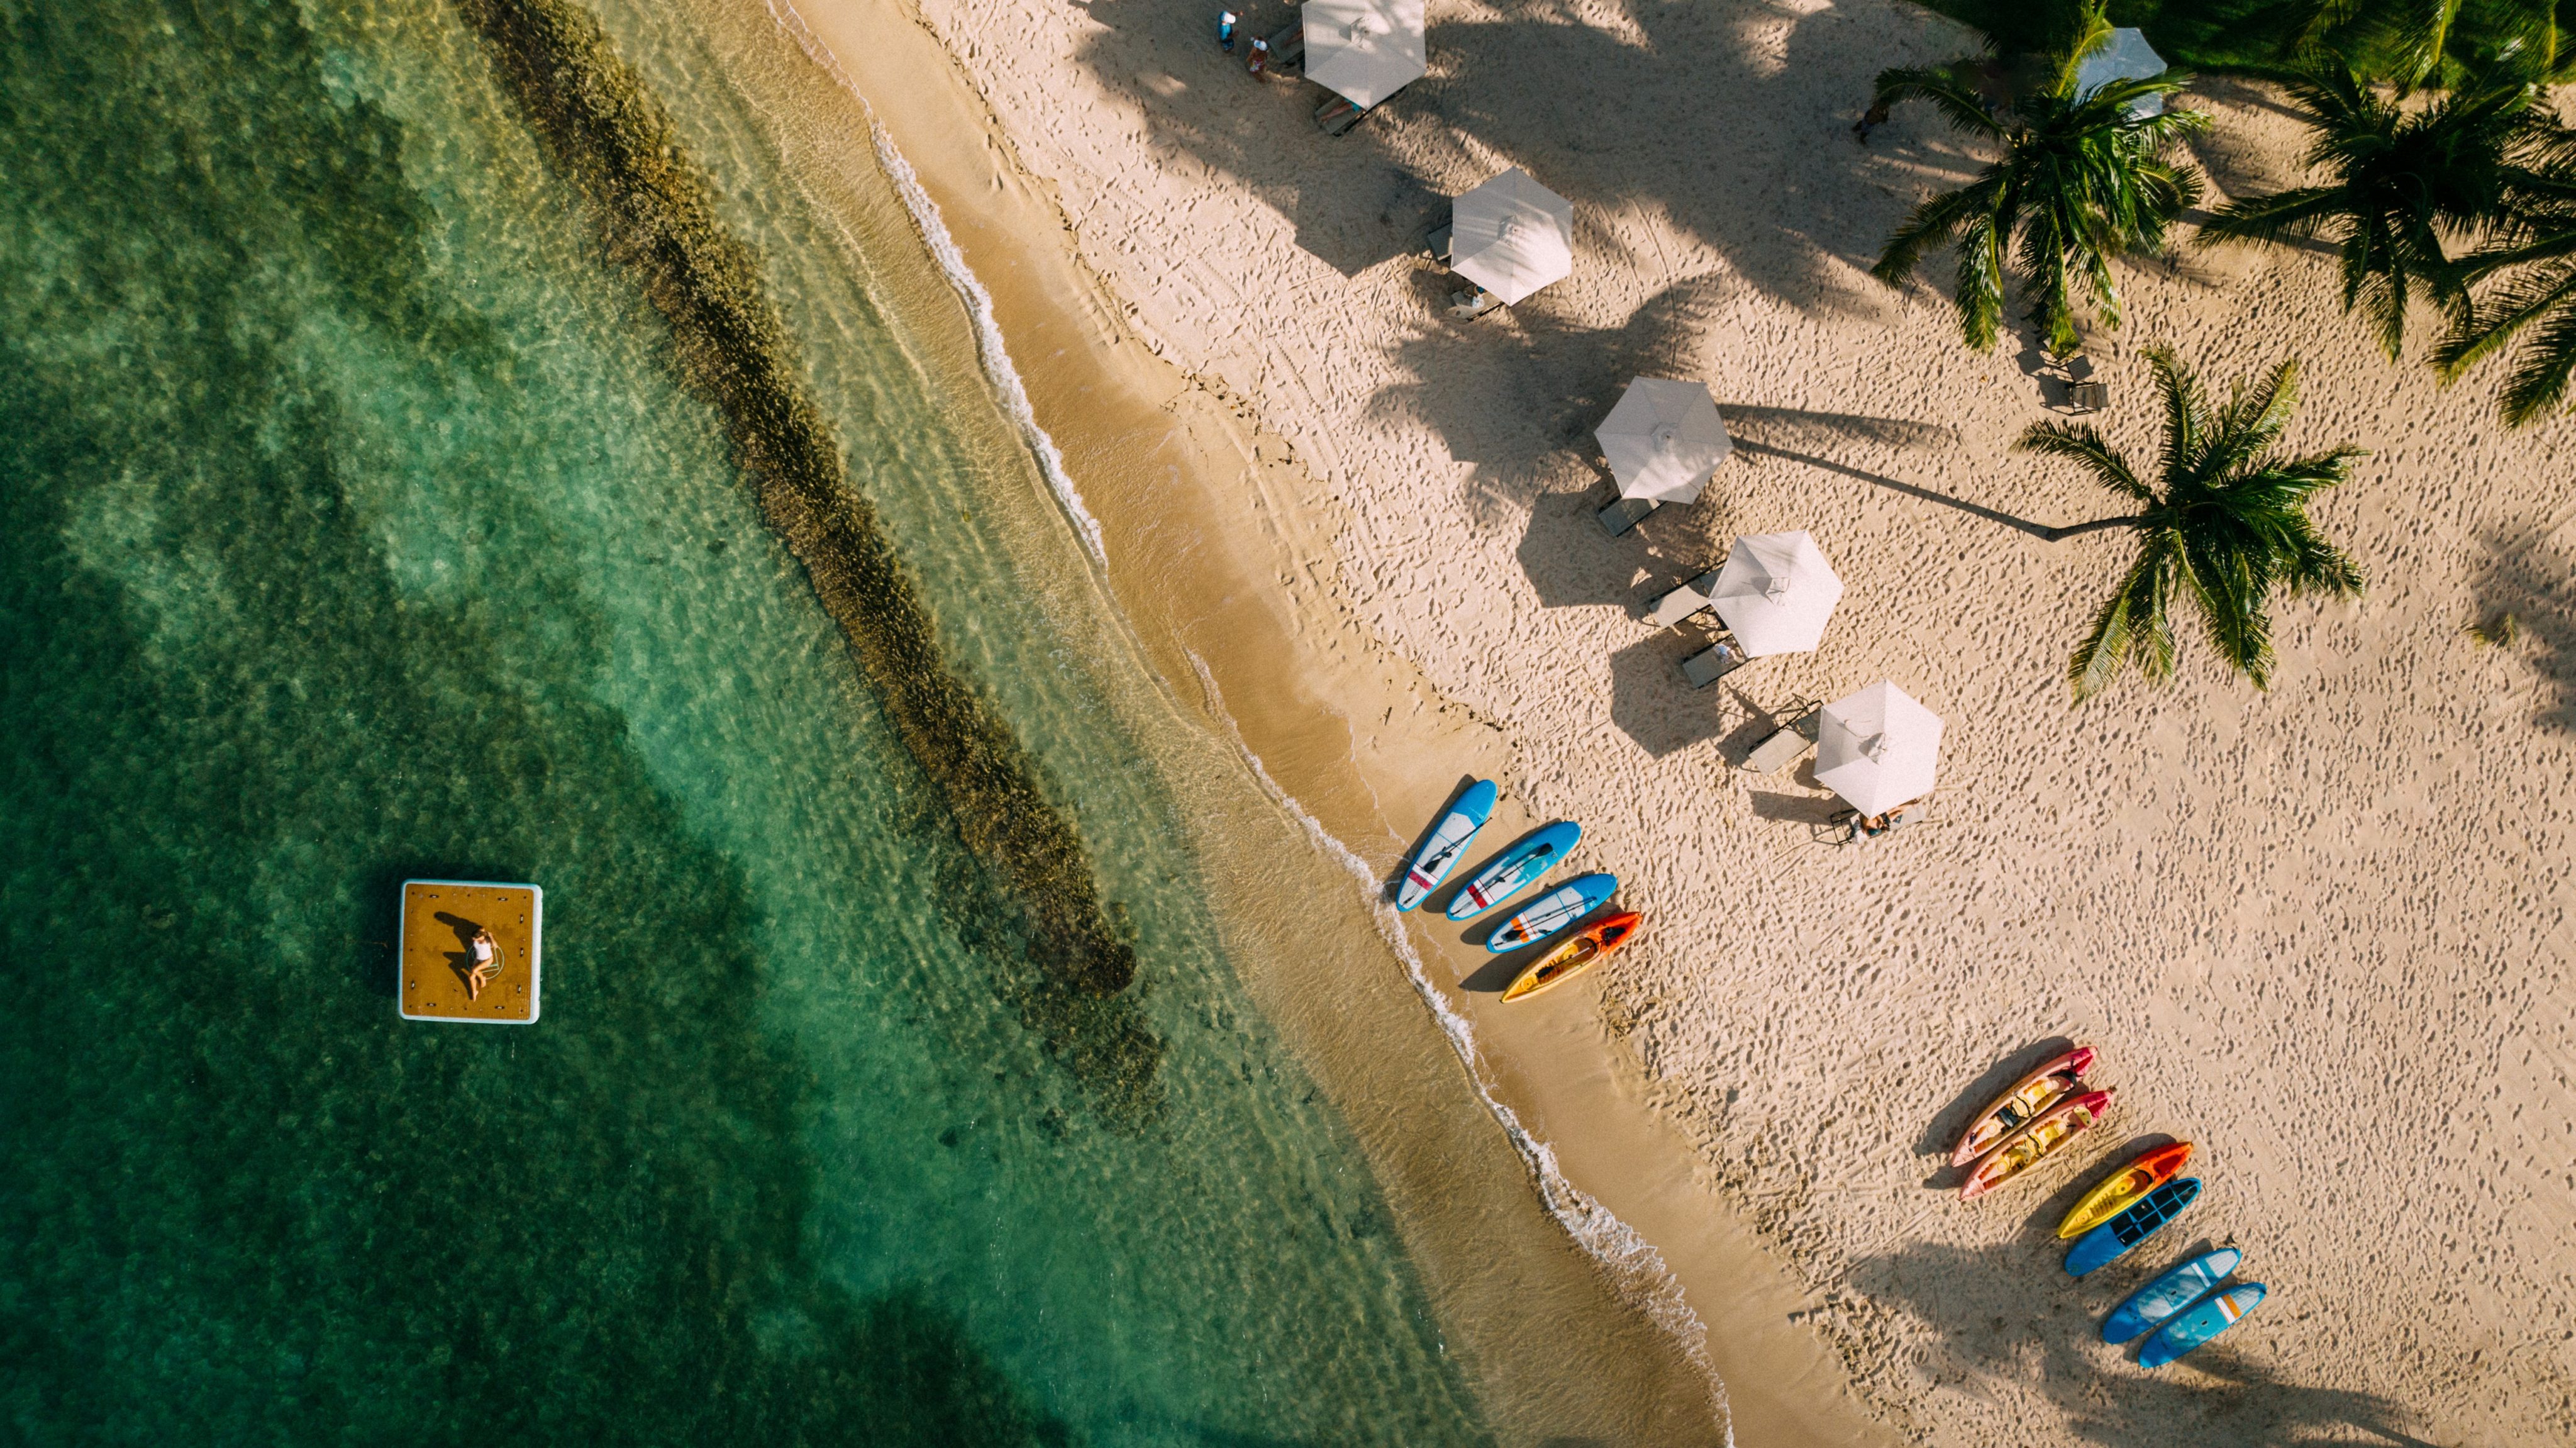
2057;1141;2193;1239
1500;913;1640;1003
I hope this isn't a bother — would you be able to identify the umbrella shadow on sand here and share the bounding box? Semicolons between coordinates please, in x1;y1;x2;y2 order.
1847;1236;2438;1447
2470;524;2576;733
1072;0;1967;306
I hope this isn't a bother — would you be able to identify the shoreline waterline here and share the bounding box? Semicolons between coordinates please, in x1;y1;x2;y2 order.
732;0;1894;1440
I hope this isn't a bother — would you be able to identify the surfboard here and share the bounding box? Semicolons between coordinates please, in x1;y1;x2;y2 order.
1484;874;1616;952
1957;1089;2113;1200
1500;911;1640;1003
2138;1283;2265;1367
1396;780;1496;912
1951;1046;2096;1166
2058;1141;2194;1239
2102;1247;2241;1345
1446;820;1581;920
2065;1177;2202;1278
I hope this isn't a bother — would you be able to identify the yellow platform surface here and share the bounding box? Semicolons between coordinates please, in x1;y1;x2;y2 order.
399;879;543;1023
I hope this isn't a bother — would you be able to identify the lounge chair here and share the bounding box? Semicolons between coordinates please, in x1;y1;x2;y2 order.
1448;288;1501;321
1316;94;1364;135
1596;496;1657;537
1425;223;1453;265
2068;379;2108;411
1680;635;1749;689
1265;19;1304;69
1741;702;1821;773
1828;798;1928;844
1650;569;1721;628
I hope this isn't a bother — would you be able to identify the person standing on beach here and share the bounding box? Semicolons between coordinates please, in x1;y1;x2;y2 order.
465;926;502;1001
1218;9;1237;52
1246;35;1269;75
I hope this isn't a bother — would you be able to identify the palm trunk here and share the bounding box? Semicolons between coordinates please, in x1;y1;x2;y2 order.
2045;515;2150;542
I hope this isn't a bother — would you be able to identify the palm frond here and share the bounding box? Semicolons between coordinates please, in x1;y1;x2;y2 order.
2016;421;2154;503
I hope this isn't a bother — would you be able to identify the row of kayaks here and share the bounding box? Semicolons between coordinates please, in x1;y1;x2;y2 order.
1397;779;1640;1002
1948;1045;2267;1367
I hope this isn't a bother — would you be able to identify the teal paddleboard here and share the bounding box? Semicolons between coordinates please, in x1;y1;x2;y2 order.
2065;1177;2201;1278
2102;1247;2240;1345
1398;780;1495;912
2138;1283;2265;1367
1485;874;1616;952
1446;821;1581;920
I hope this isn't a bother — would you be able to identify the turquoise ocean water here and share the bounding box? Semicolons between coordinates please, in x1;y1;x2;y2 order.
0;1;1502;1440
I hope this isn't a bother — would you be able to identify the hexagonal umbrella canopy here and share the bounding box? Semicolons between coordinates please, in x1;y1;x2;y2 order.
1450;168;1573;306
1596;377;1731;505
1711;530;1843;656
2074;26;2168;119
1814;681;1943;816
1303;0;1425;111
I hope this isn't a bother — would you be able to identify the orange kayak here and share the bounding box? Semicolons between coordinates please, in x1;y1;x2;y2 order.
2057;1141;2194;1239
1959;1088;2114;1200
1951;1045;2096;1166
1499;912;1641;1003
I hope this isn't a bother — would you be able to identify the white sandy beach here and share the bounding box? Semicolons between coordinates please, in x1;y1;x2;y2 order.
765;0;2576;1440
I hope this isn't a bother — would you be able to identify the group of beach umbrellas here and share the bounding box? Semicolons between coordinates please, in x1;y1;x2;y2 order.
1595;383;1942;815
1318;6;1938;817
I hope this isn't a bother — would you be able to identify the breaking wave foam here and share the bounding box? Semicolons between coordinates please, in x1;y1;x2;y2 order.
763;0;1107;565
1185;654;1733;1442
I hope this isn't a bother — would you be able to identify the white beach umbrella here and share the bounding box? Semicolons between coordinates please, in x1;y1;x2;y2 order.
1302;0;1426;111
1596;378;1731;505
1450;169;1574;306
1711;530;1843;656
2074;27;2169;118
1815;681;1944;816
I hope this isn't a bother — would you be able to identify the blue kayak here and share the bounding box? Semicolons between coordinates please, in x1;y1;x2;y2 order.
1397;780;1496;912
2103;1247;2241;1345
2065;1178;2202;1278
2139;1283;2266;1367
1485;874;1616;952
1446;821;1582;920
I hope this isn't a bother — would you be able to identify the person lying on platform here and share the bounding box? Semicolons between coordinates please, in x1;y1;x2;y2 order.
465;926;502;1001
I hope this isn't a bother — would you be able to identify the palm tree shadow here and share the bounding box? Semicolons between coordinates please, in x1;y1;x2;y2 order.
1850;1237;2440;1446
2471;525;2576;732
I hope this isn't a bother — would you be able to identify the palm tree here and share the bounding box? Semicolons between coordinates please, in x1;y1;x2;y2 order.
2018;349;2365;701
2197;67;2543;359
2290;0;2573;91
1870;13;2208;355
2434;135;2576;423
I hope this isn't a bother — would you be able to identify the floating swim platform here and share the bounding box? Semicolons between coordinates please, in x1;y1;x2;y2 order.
399;879;543;1024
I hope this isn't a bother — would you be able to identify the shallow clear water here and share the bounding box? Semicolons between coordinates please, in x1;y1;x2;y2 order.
0;1;1492;1441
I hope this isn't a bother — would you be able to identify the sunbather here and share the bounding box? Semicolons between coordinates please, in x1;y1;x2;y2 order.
465;926;502;1001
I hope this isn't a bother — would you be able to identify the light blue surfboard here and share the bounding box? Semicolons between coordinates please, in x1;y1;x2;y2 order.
1485;874;1616;952
1397;780;1495;912
1446;821;1581;920
2102;1247;2241;1345
2138;1283;2266;1367
2065;1178;2201;1278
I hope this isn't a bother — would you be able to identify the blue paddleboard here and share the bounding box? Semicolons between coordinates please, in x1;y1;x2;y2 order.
2102;1247;2241;1345
2065;1177;2202;1278
1485;874;1616;952
1397;780;1496;912
1446;821;1582;920
2138;1283;2266;1367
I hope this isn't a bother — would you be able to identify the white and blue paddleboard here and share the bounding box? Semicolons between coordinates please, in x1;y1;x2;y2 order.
1397;780;1496;912
1485;873;1616;952
2065;1178;2201;1278
2138;1283;2266;1367
1446;821;1581;920
2102;1247;2241;1345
